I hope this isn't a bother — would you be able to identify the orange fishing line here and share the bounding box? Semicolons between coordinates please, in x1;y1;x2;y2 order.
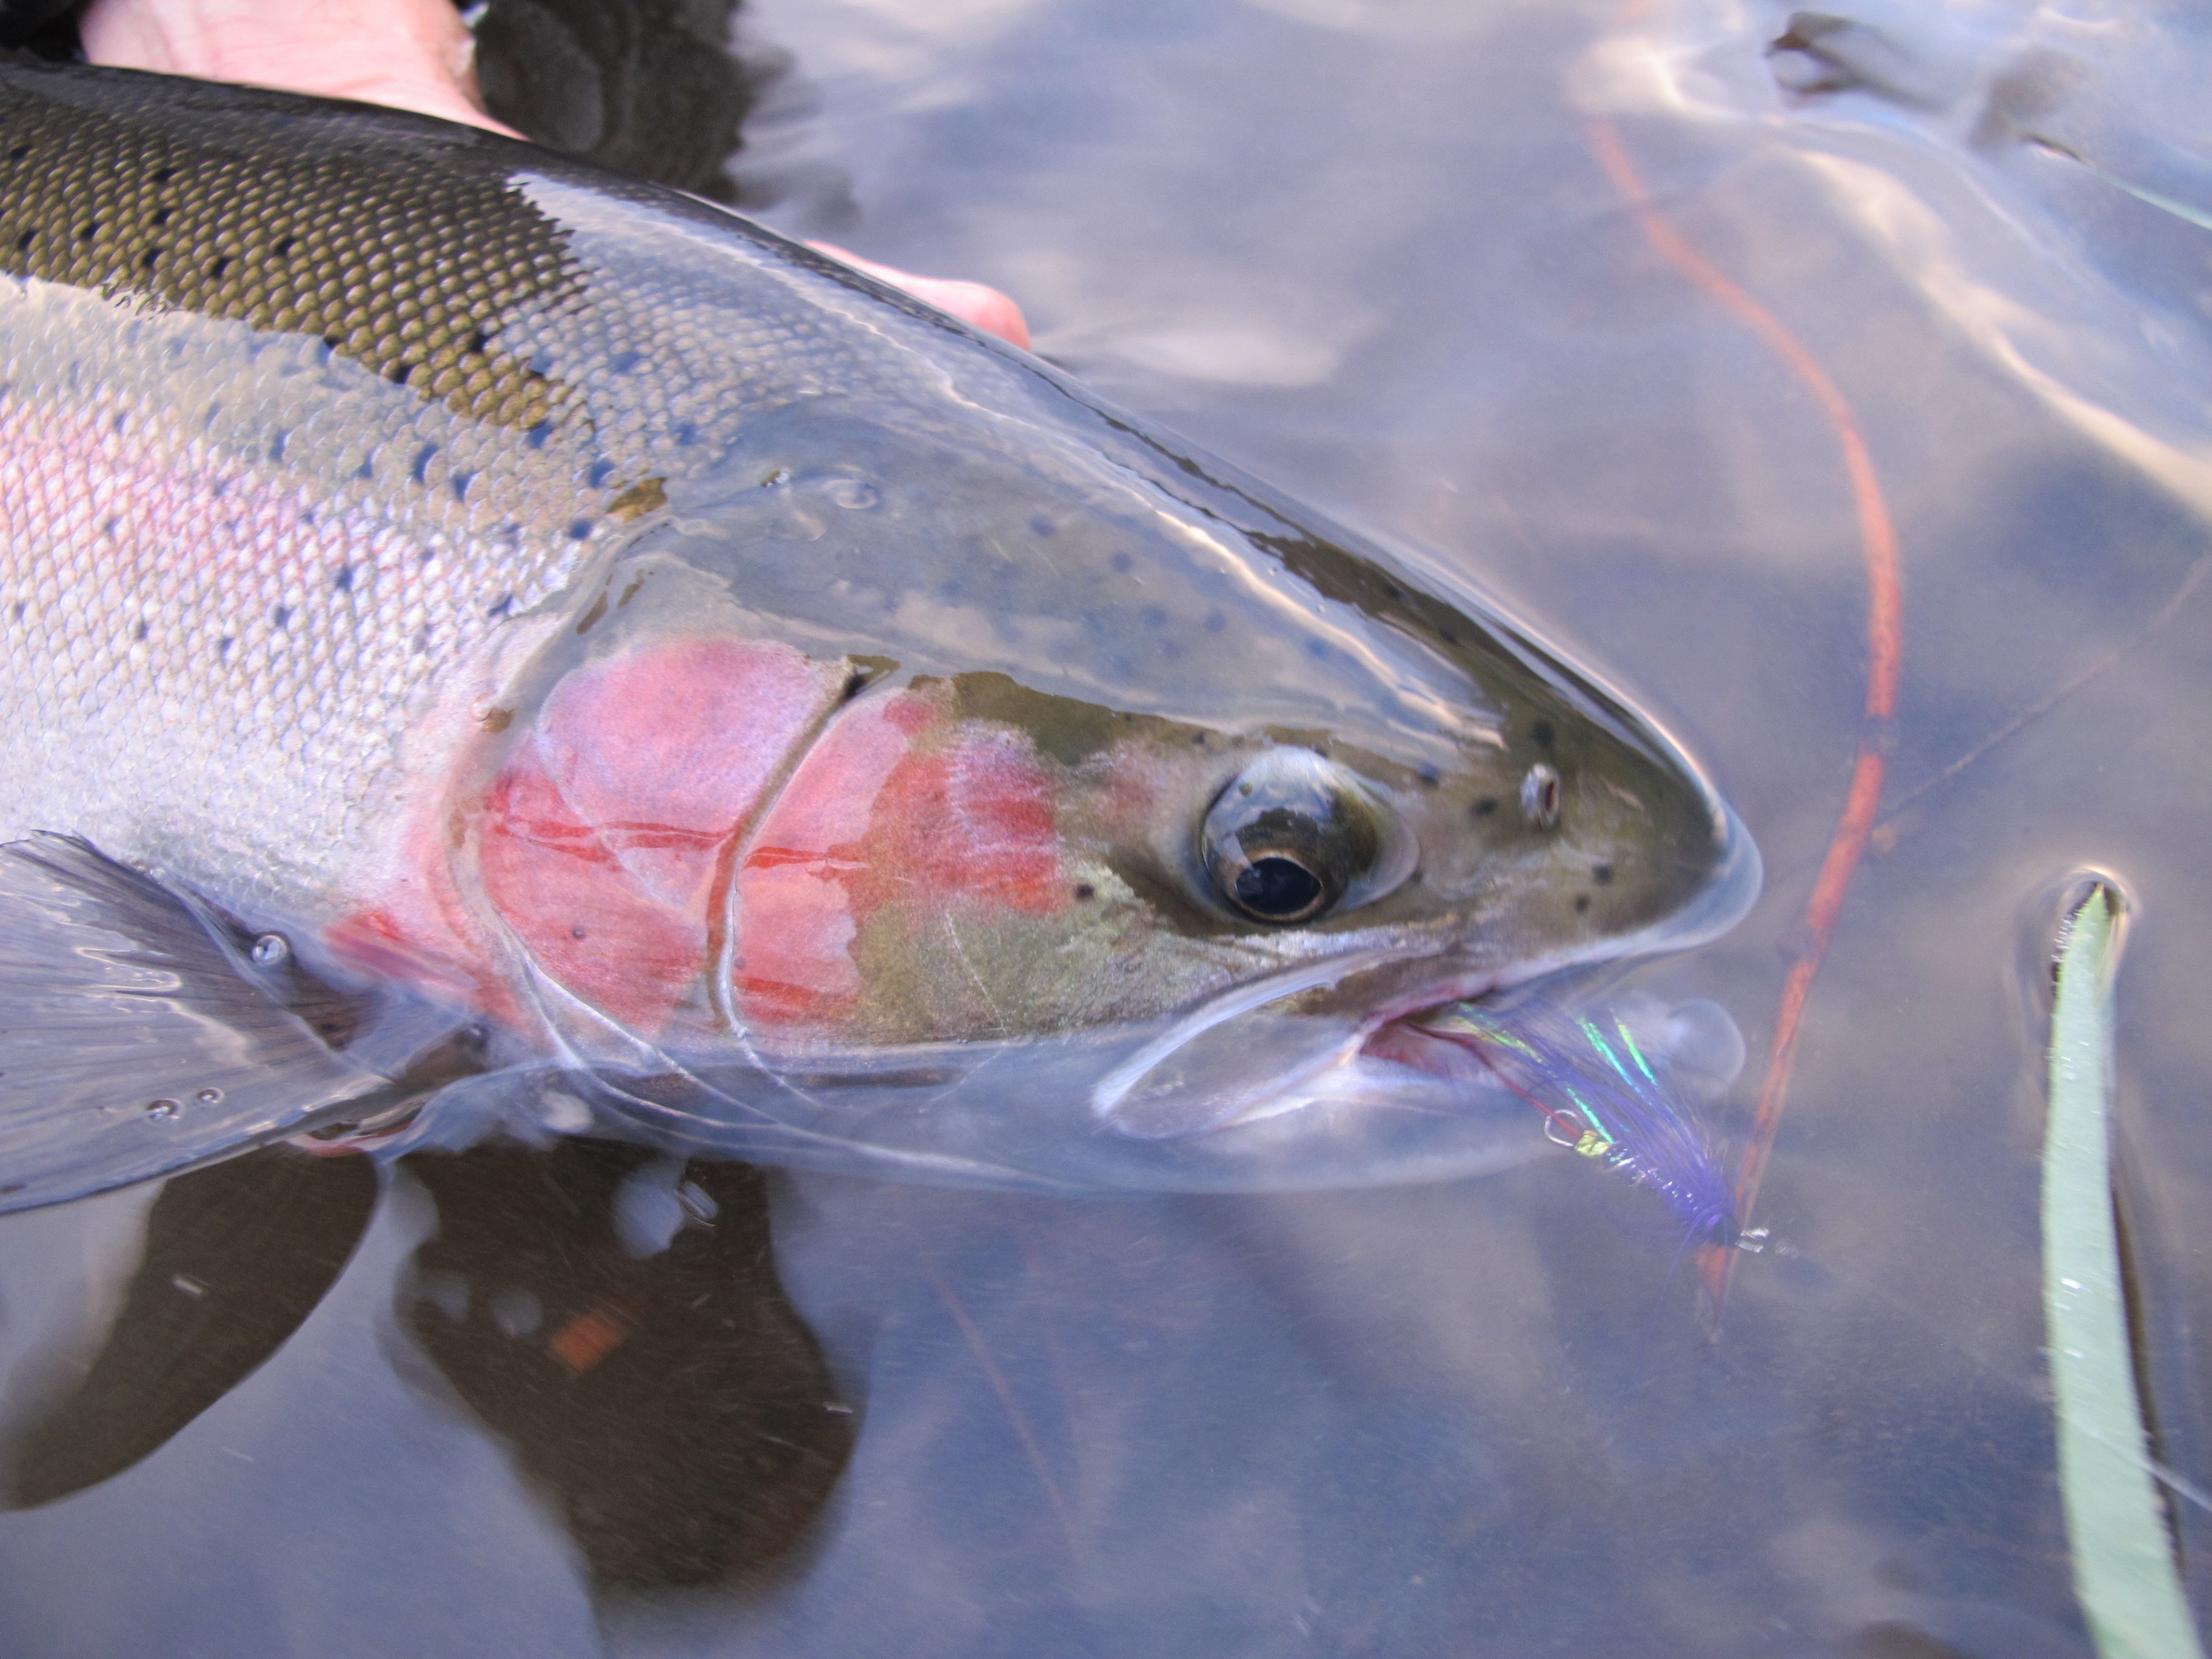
1581;115;1902;1313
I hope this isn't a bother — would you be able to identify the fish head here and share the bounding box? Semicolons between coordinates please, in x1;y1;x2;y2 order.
452;391;1757;1190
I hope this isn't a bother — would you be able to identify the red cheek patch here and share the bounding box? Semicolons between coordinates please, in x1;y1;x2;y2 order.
734;692;1067;1031
478;636;842;1033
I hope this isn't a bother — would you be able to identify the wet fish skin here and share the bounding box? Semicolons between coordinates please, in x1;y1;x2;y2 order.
0;60;1756;1198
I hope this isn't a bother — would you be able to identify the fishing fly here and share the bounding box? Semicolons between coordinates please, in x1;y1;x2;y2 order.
1420;1000;1764;1253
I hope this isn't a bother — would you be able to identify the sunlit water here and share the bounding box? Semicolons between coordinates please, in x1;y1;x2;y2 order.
4;2;2211;1654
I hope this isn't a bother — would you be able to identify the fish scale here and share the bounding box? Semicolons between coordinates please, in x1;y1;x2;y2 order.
0;60;915;923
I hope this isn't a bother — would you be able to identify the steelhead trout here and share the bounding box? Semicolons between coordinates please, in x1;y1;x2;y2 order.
0;59;1757;1204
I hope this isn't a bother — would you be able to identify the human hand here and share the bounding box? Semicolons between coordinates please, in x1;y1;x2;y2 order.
77;0;1031;347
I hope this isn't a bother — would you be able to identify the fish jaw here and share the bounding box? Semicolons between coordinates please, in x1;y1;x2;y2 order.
603;798;1757;1195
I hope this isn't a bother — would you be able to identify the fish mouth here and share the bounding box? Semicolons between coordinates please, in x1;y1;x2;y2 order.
1091;796;1763;1144
1087;951;1511;1141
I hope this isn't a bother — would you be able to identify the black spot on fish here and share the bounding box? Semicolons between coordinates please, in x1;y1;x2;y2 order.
321;334;340;354
110;412;126;435
139;247;159;270
1593;862;1614;885
486;594;514;621
201;401;221;430
411;443;438;484
1439;628;1460;648
524;420;554;450
1416;764;1441;787
1307;638;1329;660
1472;796;1499;817
269;430;287;464
10;602;24;623
1574;894;1591;913
841;671;870;702
567;519;594;541
1074;883;1096;901
466;329;490;355
1191;732;1207;746
217;635;234;661
674;421;698;447
415;623;433;652
1384;581;1406;603
7;144;27;162
133;620;147;642
1110;552;1133;574
390;361;415;386
13;230;30;252
451;470;475;503
1030;514;1055;537
570;925;587;940
208;255;229;281
150;163;173;183
586;458;616;489
355;452;375;482
270;605;292;629
100;518;116;538
273;235;295;257
1532;720;1556;750
608;349;641;374
332;565;354;593
151;207;171;227
76;220;96;241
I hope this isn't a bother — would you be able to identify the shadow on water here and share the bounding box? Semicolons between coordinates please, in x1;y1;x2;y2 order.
394;1141;853;1597
0;1139;853;1603
0;1147;378;1509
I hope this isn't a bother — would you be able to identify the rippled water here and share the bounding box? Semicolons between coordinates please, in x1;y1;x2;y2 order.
4;2;2211;1654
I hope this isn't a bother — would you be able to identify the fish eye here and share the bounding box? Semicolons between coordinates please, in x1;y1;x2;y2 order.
1201;749;1405;925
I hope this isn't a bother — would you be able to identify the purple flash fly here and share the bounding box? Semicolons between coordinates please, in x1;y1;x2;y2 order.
1420;1000;1743;1248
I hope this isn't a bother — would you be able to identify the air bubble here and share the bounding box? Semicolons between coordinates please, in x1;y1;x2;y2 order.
250;933;289;967
146;1098;179;1119
196;1087;223;1105
1520;763;1561;828
825;478;879;511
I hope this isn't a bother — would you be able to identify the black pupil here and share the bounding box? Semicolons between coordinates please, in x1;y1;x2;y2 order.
1234;854;1323;919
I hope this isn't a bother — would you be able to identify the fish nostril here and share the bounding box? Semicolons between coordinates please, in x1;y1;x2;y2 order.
1521;763;1561;828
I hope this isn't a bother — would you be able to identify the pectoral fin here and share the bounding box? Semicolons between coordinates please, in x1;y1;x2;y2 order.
0;835;389;1213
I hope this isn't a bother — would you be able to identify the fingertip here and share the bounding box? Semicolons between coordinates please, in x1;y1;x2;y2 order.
804;244;1031;350
931;280;1031;350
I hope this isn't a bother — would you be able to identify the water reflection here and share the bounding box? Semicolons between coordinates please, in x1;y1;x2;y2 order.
1;1148;377;1509
398;1142;853;1595
0;1140;851;1601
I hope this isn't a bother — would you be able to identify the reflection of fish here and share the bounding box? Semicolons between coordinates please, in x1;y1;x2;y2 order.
0;61;1757;1206
0;1138;851;1596
0;1145;376;1508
